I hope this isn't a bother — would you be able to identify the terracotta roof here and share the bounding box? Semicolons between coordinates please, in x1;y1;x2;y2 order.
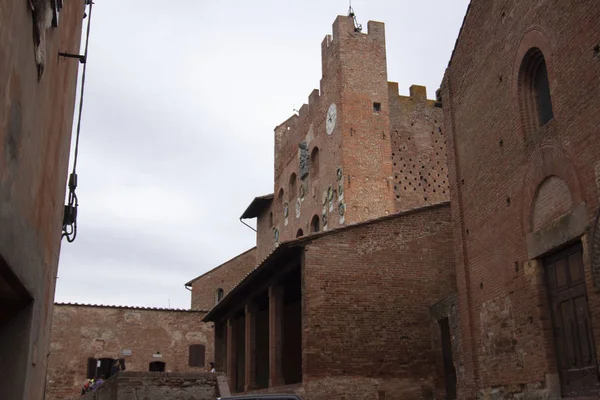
240;194;273;219
184;246;257;287
202;243;303;322
55;302;209;313
203;201;451;322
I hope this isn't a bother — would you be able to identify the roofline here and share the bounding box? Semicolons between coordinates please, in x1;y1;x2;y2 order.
282;200;451;246
202;244;303;322
447;0;472;67
240;193;274;220
184;246;257;287
54;302;209;313
203;201;451;322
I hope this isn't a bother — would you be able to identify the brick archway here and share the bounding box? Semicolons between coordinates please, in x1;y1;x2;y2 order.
521;143;584;235
512;27;555;138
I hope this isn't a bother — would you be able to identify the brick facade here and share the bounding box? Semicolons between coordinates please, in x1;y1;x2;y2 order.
0;2;84;399
46;304;213;400
302;203;455;400
389;84;448;210
204;203;457;400
250;16;448;262
191;3;600;399
441;0;600;398
188;247;257;311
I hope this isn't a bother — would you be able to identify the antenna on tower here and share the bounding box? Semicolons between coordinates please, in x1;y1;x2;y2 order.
348;0;362;32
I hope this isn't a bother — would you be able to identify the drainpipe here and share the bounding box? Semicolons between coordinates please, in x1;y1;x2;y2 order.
239;218;257;232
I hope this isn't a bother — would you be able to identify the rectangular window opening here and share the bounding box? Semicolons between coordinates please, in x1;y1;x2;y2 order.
373;102;381;112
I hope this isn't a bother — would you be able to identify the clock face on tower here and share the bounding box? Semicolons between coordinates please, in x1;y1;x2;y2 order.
326;103;337;135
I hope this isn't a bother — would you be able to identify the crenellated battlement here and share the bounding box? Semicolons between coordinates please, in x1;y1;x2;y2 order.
321;16;386;81
274;88;321;153
388;82;437;103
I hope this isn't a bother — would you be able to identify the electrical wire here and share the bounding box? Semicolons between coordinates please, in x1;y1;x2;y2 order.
62;0;94;243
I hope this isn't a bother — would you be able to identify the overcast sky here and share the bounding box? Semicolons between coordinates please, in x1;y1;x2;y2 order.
55;0;470;309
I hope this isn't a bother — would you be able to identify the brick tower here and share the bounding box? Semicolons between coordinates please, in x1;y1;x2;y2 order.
269;15;395;247
325;16;394;224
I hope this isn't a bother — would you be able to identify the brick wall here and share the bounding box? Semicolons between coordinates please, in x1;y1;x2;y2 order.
441;0;600;397
389;84;449;211
81;372;219;400
302;203;456;400
190;247;257;311
258;16;445;261
46;304;213;400
0;1;83;399
256;206;274;262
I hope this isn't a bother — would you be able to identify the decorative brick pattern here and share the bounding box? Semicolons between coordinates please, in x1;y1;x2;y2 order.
389;83;449;210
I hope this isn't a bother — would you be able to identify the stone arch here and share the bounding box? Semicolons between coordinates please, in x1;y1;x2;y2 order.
215;288;224;304
310;147;320;176
512;27;554;136
289;173;297;201
518;48;554;136
277;188;284;210
521;144;583;235
310;215;320;233
531;176;573;232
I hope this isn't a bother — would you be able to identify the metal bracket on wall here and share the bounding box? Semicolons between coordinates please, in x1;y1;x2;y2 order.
58;52;86;64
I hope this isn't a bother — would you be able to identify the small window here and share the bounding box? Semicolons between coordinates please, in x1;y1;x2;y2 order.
277;188;284;209
289;173;297;201
215;288;224;304
518;48;554;135
310;215;320;233
269;211;273;228
149;361;166;372
189;344;206;367
310;147;319;176
534;58;553;125
296;229;304;238
373;102;381;112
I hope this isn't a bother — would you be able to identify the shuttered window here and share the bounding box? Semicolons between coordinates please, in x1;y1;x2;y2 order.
189;344;206;367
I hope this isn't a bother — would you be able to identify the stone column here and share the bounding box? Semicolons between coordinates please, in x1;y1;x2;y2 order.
269;284;284;387
226;318;235;391
245;302;257;392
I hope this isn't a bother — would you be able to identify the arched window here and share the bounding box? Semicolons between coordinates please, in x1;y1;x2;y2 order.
277;188;284;210
310;147;319;176
296;229;304;238
289;173;297;201
310;215;320;233
215;288;224;304
518;48;554;135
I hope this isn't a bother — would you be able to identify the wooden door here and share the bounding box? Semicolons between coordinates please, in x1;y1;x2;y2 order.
439;318;457;399
545;243;600;397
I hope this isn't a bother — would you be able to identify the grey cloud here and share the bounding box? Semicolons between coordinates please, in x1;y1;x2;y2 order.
56;0;470;309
